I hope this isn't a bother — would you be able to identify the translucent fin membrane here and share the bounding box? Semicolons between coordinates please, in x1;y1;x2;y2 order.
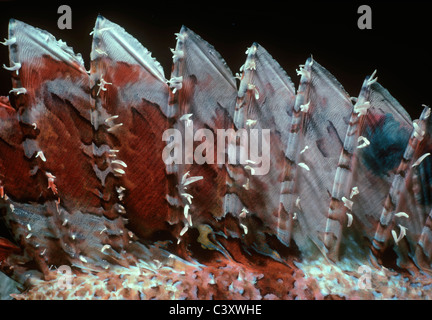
225;43;296;258
166;26;237;251
293;60;353;255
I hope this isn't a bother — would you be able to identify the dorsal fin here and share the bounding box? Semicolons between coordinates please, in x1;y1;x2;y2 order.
323;72;414;261
351;81;413;259
90;15;168;107
165;26;237;250
1;19;133;277
415;109;432;268
224;43;295;258
370;106;428;267
6;19;98;209
169;25;236;121
2;18;432;286
291;59;353;255
277;57;313;247
90;16;171;240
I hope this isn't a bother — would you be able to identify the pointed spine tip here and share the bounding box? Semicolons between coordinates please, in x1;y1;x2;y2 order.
176;25;190;42
365;69;378;87
179;25;189;35
95;14;107;28
245;43;258;57
420;104;431;119
8;18;18;33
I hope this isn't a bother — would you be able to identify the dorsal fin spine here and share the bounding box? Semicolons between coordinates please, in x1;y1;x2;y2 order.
223;44;258;221
417;206;432;269
277;57;312;247
323;75;373;261
165;27;187;227
233;43;258;129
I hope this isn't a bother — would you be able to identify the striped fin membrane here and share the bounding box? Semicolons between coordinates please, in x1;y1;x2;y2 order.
164;26;237;259
291;59;353;255
223;43;296;260
89;16;172;240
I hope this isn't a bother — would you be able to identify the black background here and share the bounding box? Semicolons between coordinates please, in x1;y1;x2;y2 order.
0;0;430;118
